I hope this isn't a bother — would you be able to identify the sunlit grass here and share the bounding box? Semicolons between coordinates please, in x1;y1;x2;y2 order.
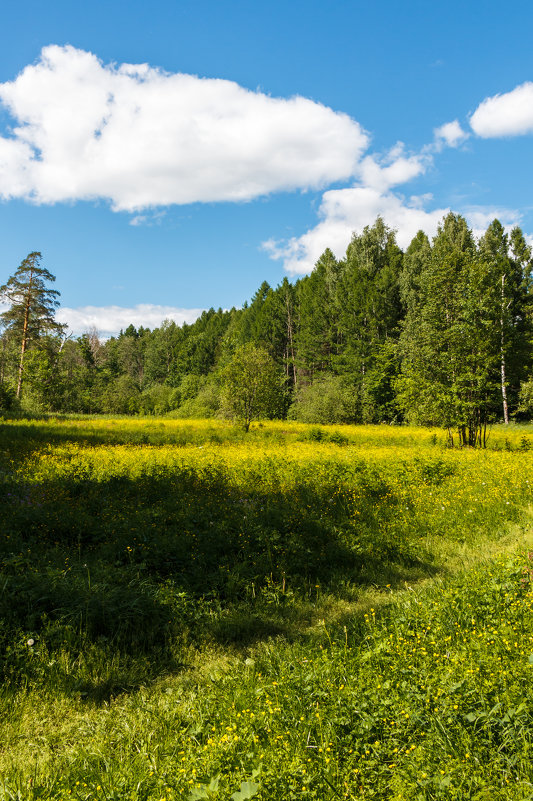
1;416;533;799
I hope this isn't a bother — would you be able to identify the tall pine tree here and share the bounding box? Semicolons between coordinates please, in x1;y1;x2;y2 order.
0;252;65;398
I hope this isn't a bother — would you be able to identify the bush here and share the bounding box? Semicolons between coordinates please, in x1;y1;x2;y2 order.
101;375;141;414
289;374;358;424
164;374;220;418
139;384;178;415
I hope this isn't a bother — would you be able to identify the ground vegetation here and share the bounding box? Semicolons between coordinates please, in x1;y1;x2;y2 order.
1;418;533;799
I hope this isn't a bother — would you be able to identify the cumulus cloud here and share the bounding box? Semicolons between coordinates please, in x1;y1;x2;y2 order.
462;206;523;240
470;82;533;137
263;142;444;274
263;134;526;274
264;186;449;274
56;304;204;337
0;45;368;210
356;143;430;192
434;119;469;148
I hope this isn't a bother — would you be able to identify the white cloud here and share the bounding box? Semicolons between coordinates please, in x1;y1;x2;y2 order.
56;304;204;337
470;82;533;137
434;119;469;148
264;185;449;274
263;135;527;274
0;45;369;210
462;206;523;240
129;211;166;226
356;144;429;192
263;142;445;273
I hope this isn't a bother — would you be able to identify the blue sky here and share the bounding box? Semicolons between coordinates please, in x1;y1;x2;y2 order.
1;0;533;336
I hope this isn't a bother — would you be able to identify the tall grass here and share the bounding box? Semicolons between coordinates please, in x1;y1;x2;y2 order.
1;417;533;799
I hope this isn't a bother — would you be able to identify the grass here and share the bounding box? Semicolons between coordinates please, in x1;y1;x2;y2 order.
1;417;533;799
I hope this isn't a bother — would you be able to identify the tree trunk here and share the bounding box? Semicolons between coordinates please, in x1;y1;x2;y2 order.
16;271;33;399
501;273;509;424
285;290;297;389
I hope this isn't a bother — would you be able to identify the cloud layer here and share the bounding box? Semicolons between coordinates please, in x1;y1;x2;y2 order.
470;82;533;137
0;45;368;210
1;48;530;281
56;304;204;337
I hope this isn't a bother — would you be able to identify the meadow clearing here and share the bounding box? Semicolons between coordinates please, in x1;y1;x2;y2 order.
1;417;533;800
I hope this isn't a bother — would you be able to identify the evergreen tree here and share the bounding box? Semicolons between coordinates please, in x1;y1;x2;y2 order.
337;218;403;421
296;248;342;379
276;277;298;388
0;252;65;398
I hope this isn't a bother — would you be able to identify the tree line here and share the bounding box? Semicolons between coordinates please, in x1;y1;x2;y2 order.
1;213;533;440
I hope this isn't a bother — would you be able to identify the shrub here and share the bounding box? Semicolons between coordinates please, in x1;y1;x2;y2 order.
289;374;358;424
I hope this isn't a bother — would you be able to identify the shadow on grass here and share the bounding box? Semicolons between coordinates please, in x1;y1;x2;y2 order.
1;450;439;700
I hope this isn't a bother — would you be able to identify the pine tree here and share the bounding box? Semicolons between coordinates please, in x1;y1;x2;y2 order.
0;252;65;398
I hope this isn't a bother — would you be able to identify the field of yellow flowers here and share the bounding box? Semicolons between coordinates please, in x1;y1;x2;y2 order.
1;417;533;799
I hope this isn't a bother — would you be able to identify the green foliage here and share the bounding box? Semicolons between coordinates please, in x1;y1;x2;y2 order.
518;377;533;417
397;213;531;444
0;252;65;399
3;214;533;426
289;373;358;423
0;253;63;343
0;381;19;413
139;383;179;415
171;375;221;418
221;343;286;430
101;374;141;414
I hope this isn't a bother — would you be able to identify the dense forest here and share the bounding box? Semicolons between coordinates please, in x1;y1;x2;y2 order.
2;212;533;441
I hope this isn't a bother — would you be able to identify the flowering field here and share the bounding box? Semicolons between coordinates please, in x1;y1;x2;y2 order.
1;417;533;799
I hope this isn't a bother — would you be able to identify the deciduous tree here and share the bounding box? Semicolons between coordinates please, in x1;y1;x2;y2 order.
221;342;285;431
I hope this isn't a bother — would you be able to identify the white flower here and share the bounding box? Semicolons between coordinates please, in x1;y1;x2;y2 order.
27;638;35;647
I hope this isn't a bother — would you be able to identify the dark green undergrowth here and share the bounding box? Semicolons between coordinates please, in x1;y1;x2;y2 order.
0;461;433;698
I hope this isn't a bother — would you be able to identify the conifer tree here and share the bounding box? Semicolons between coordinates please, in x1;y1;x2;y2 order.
296;248;342;379
337;218;402;421
0;252;65;398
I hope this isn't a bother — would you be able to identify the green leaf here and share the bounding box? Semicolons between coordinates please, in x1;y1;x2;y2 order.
188;789;210;801
231;780;260;800
187;774;220;799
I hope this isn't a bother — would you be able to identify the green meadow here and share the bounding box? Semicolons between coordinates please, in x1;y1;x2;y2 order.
1;417;533;800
